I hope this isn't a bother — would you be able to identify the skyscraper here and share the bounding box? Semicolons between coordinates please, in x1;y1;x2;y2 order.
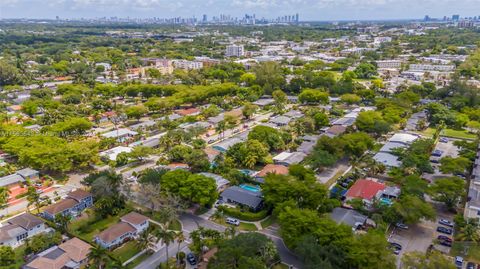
452;14;460;21
295;13;299;23
202;14;207;22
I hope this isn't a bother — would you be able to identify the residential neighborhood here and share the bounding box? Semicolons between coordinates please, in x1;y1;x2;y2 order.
0;8;480;269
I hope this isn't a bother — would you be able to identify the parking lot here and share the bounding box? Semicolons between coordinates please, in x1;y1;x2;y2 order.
389;203;457;268
423;137;461;182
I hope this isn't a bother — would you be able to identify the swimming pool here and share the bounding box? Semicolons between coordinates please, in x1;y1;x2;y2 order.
240;184;261;192
380;197;393;206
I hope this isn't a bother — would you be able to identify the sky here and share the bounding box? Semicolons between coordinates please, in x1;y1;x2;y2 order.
1;0;480;21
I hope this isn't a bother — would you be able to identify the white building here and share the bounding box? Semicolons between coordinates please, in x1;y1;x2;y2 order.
376;60;402;69
226;45;245;57
409;64;456;72
173;60;204;70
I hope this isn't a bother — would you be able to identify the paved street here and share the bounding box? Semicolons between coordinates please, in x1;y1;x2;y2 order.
134;213;302;269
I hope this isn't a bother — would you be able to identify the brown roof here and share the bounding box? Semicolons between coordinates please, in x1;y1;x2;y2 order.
175;108;200;116
25;254;71;269
256;164;289;177
59;237;91;262
326;125;347;135
8;213;44;230
120;212;149;226
43;198;78;215
67;189;91;201
96;222;136;244
224;108;243;118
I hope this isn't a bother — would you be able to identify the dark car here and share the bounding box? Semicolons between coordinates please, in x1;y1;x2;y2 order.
439;240;452;247
432;150;444;157
389;242;402;250
187;253;197;265
439;219;454;227
437;235;453;242
467;262;476;269
437;226;453;235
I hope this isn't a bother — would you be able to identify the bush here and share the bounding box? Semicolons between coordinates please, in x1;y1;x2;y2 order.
218;205;268;221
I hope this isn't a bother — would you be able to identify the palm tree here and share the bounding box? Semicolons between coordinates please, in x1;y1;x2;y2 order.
155;227;176;268
176;231;185;264
216;120;226;138
26;186;41;213
457;220;480;242
0;187;10;210
137;227;157;254
54;214;72;233
224;225;237;239
211;209;224;221
88;244;110;269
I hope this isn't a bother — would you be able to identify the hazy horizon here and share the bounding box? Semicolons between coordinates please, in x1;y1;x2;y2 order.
1;0;479;21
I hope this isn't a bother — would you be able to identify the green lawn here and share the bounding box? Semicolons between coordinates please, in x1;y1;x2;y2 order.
417;127;477;140
124;252;150;268
112;241;143;263
260;216;276;229
450;241;480;263
168;219;182;231
69;209;131;242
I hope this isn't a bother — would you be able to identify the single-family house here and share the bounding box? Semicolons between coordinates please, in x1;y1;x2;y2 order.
345;179;386;206
101;128;138;142
284;110;303;119
272;151;307;166
23;237;91;269
0;213;47;248
41;189;93;221
220;186;263;211
325;125;347;137
269;116;292;127
252;98;274;107
199;172;230;191
212;137;243;152
95;212;149;249
254;164;289;183
100;146;132;161
373;133;419;168
175;108;200;117
330;207;369;230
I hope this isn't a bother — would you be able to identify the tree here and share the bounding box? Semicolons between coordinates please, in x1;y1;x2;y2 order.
129;146;154;163
340;93;362;105
0;60;22;86
272;89;287;114
393;195;435;224
456;218;480;242
137;226;157;254
313;112;330;130
125;105;147;121
21;100;38;117
176;231;186;264
26;186;41;213
402;251;456;269
0;246;14;266
88;244;110;269
208;233;279;269
226;139;269;168
253;62;285;94
439;156;471;175
240;73;256;86
161;170;218;206
277;207;322;248
298;89;329;104
54;214;72;233
428;177;465;210
354;62;377;79
348;231;396;269
242;102;258;120
248;125;285;151
355;111;391;136
0;187;10;210
155;227;176;268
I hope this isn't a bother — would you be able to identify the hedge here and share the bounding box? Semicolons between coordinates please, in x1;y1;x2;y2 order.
218;205;268;221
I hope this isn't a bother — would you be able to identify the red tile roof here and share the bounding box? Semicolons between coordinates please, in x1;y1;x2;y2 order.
345;179;385;200
256;164;289;178
175;108;200;116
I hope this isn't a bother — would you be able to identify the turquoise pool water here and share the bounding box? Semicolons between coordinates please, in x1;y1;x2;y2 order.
240;184;261;192
380;197;393;206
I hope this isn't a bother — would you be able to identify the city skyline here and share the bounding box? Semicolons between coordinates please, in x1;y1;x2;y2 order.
1;0;480;21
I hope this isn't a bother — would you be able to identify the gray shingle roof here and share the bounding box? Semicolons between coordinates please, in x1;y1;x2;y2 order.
220;186;263;209
330;207;367;228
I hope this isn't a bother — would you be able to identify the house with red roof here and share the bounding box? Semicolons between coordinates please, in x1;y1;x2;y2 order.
345;179;398;207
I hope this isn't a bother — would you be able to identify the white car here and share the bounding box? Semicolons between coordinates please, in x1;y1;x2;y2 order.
226;217;240;226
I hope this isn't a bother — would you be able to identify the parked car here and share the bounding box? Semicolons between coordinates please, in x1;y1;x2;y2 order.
187;253;197;265
439;219;454;227
455;256;464;268
389;242;402;250
214;200;224;208
439;240;452;247
395;223;409;229
226;217;240;226
208;139;216;144
437;226;453;235
437;235;453;242
432;150;444;157
466;262;476;269
439;137;449;143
